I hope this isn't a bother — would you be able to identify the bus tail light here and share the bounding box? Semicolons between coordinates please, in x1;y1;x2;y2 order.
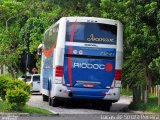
55;66;64;77
115;70;122;80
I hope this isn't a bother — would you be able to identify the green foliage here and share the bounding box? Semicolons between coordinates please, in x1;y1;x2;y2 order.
0;75;31;111
0;75;11;100
53;0;100;17
23;105;53;114
100;0;160;89
0;75;31;101
0;101;53;114
8;79;31;94
149;56;160;73
121;88;132;96
129;96;160;113
5;88;30;111
149;56;160;85
0;100;12;112
20;17;47;53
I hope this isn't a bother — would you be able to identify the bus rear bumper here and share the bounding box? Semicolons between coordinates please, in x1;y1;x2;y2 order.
52;84;120;101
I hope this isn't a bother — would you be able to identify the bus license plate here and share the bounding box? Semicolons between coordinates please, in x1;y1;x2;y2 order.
83;84;94;88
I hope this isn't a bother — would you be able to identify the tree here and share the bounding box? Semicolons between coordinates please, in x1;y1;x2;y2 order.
19;17;47;73
100;0;160;102
0;0;25;77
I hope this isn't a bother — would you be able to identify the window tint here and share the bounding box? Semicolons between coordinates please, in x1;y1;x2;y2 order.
33;76;40;82
66;22;117;44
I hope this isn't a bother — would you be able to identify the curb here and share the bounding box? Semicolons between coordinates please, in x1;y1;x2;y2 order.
129;110;160;115
0;110;59;116
120;106;130;112
0;113;29;116
48;109;59;116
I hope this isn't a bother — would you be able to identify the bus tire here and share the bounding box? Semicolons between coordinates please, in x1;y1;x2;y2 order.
51;98;60;107
101;102;112;111
92;102;101;110
42;94;49;101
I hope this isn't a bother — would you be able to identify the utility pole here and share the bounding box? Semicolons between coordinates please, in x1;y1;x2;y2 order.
25;27;30;82
25;41;29;76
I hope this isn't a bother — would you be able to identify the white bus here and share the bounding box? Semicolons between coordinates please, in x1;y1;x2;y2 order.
40;17;123;111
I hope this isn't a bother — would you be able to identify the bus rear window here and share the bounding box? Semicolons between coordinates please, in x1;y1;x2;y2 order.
66;22;117;44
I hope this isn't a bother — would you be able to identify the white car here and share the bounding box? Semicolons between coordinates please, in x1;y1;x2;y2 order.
18;74;40;92
18;75;25;81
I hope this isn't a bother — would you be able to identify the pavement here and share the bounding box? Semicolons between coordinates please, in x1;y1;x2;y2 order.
2;96;160;120
27;95;133;115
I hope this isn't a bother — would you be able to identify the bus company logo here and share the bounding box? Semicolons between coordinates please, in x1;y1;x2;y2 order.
105;63;113;71
73;63;113;71
73;63;105;70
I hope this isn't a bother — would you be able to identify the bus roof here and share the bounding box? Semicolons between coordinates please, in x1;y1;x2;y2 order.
59;17;121;25
45;17;122;36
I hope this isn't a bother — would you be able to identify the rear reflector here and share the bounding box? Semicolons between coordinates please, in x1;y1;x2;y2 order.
55;66;64;77
115;70;122;80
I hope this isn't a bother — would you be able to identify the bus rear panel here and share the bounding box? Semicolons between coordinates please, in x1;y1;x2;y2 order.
63;21;119;100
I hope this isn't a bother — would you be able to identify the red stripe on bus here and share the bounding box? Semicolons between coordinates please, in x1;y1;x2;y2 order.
43;40;57;58
68;57;72;86
69;21;77;42
68;21;76;86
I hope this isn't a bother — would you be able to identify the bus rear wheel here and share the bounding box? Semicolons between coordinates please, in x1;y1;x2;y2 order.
51;97;60;107
92;102;101;110
100;102;112;111
42;94;48;101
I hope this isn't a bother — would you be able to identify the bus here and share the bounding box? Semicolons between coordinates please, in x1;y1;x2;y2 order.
40;17;123;111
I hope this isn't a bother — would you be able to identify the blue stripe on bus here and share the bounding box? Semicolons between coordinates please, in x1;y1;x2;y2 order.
65;46;116;57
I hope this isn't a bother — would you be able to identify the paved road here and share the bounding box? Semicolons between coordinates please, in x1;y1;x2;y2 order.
27;95;132;114
2;96;159;120
0;114;124;120
1;113;160;120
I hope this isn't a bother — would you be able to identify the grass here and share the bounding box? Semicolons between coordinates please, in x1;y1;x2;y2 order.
0;100;53;115
129;96;160;113
0;100;11;112
22;105;53;114
120;88;132;96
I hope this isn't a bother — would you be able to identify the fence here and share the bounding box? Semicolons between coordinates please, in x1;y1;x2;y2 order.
150;85;160;106
122;85;160;105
